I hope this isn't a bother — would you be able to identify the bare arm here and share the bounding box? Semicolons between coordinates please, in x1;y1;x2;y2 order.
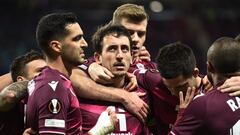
0;81;28;112
70;68;149;122
0;73;13;91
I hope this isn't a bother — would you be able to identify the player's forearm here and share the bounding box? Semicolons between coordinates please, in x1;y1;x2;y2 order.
71;68;127;103
0;73;13;91
74;75;126;102
0;81;28;111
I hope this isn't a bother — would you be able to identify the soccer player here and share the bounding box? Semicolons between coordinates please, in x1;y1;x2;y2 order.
79;24;151;134
133;42;204;134
26;12;115;135
169;37;240;135
0;50;47;135
72;3;155;122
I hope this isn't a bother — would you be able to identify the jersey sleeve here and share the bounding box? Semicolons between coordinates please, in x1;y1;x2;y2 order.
169;96;206;135
78;56;96;74
145;61;157;70
27;81;69;134
133;69;151;90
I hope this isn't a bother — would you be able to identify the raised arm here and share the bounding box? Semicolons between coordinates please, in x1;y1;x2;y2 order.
0;81;28;112
70;68;149;122
0;73;13;91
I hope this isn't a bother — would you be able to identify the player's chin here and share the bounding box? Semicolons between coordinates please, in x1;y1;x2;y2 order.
112;71;126;77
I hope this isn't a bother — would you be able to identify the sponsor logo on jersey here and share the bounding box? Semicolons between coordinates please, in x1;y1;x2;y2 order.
48;99;61;114
44;119;65;128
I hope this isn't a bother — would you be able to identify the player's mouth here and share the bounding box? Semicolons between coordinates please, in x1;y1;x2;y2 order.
132;45;139;53
113;62;125;70
80;51;85;57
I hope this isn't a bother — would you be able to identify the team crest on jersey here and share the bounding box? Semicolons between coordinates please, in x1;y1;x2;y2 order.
48;99;61;114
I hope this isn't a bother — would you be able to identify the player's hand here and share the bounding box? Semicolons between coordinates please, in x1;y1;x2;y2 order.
122;91;149;123
202;75;213;93
218;76;240;96
179;87;195;109
22;128;36;135
88;62;114;85
132;46;151;62
124;73;138;91
88;107;117;135
138;46;151;62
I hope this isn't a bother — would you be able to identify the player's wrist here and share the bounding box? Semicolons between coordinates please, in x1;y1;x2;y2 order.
118;90;130;106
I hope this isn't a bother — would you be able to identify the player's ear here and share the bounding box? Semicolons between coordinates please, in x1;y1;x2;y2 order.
193;68;199;77
16;76;26;82
49;40;61;53
207;61;215;73
94;52;102;64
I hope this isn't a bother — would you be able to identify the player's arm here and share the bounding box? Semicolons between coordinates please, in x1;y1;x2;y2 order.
27;83;69;134
0;81;28;111
218;76;240;96
169;94;205;135
0;73;13;91
70;68;149;122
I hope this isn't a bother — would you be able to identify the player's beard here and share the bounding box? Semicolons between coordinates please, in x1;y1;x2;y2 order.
62;47;85;66
112;71;126;78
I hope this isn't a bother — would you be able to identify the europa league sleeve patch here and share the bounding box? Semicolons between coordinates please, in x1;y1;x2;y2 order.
48;99;62;114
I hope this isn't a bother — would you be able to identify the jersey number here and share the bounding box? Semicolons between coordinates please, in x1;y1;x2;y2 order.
113;107;127;131
230;120;240;135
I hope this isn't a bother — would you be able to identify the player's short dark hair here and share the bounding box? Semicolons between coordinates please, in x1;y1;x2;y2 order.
207;37;240;74
92;23;132;54
156;42;196;79
36;12;78;57
10;50;44;82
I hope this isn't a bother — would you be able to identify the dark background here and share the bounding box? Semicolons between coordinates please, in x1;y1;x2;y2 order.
0;0;239;75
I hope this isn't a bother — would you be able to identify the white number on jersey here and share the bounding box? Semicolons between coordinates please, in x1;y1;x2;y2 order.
230;120;240;135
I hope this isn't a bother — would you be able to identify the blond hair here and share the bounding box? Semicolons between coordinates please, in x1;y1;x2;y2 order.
112;3;148;24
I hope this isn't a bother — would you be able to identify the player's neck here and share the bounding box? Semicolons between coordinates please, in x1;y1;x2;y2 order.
214;72;240;86
46;57;72;77
111;76;125;88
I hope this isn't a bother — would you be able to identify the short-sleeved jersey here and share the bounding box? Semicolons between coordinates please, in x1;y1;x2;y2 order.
0;99;25;135
79;81;151;135
78;57;157;74
170;82;240;135
134;69;204;135
26;66;82;135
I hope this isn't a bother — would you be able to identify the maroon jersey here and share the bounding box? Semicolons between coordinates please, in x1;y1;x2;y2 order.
170;82;240;135
79;81;151;135
26;66;82;135
0;100;25;135
128;60;157;73
134;69;204;135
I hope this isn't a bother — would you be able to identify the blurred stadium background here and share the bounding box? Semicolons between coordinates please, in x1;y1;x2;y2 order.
0;0;239;74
